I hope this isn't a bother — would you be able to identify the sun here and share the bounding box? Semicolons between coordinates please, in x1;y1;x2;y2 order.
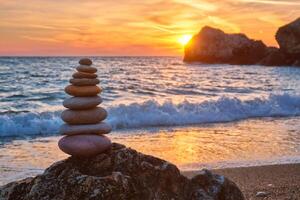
177;34;193;46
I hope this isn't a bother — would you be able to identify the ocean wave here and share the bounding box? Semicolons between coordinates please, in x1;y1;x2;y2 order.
1;93;300;137
0;111;62;137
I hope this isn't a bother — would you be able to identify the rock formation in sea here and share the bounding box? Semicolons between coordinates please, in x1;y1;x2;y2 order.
184;26;268;65
184;18;300;67
0;143;244;200
276;18;300;55
59;58;112;157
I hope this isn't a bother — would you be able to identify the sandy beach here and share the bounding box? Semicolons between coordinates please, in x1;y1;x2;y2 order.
183;163;300;199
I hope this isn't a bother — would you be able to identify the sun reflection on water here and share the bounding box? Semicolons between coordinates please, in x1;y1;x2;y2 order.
0;117;300;185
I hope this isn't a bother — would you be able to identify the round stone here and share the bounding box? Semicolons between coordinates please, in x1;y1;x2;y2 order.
63;96;102;110
61;107;107;124
79;58;92;66
59;122;112;135
58;135;111;157
76;65;97;73
65;85;101;97
73;72;97;79
69;78;100;86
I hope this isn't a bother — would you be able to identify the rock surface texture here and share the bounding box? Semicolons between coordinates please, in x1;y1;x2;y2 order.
184;18;300;66
274;17;300;66
276;17;300;55
59;58;112;157
0;143;244;200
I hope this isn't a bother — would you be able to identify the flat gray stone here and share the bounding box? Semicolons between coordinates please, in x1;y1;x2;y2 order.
58;135;111;157
65;85;101;97
76;65;97;73
61;107;107;125
59;122;112;135
69;78;100;86
72;72;97;79
63;96;102;110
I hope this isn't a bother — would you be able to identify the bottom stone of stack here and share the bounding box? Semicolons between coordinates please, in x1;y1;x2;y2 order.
58;135;111;157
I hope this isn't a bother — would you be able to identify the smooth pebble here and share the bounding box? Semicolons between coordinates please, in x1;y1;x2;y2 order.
58;135;111;157
61;107;107;124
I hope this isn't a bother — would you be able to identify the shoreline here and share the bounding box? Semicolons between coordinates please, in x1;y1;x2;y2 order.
183;163;300;199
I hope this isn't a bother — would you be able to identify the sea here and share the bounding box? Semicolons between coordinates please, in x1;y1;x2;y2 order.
0;56;300;185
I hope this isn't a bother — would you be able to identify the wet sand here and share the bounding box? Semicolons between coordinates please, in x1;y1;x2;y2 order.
183;163;300;200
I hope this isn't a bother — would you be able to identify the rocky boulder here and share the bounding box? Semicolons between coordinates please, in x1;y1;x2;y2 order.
184;26;268;65
276;17;300;55
258;47;289;66
0;143;244;200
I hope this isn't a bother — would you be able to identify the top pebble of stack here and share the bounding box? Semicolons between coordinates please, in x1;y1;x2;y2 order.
77;58;97;73
79;58;93;66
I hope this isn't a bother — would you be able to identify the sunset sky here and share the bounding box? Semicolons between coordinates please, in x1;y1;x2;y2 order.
0;0;299;56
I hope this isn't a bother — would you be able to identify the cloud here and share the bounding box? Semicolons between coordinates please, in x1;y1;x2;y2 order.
21;36;62;43
174;0;218;11
206;16;240;32
240;0;300;5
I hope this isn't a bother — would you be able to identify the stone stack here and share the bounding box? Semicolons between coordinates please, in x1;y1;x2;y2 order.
58;58;112;157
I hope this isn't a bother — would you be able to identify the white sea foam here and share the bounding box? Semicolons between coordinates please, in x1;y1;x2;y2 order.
108;93;300;128
0;111;62;137
1;93;300;137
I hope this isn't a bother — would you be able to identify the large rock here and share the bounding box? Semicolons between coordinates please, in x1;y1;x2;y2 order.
258;47;289;66
0;143;244;200
276;18;300;55
184;26;268;65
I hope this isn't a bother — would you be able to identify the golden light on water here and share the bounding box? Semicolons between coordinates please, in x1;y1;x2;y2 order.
177;34;193;46
1;117;300;185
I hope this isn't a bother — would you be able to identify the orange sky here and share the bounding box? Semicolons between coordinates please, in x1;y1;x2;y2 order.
0;0;299;56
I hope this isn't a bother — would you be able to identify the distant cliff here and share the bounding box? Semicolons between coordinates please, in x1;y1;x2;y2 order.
184;18;300;67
